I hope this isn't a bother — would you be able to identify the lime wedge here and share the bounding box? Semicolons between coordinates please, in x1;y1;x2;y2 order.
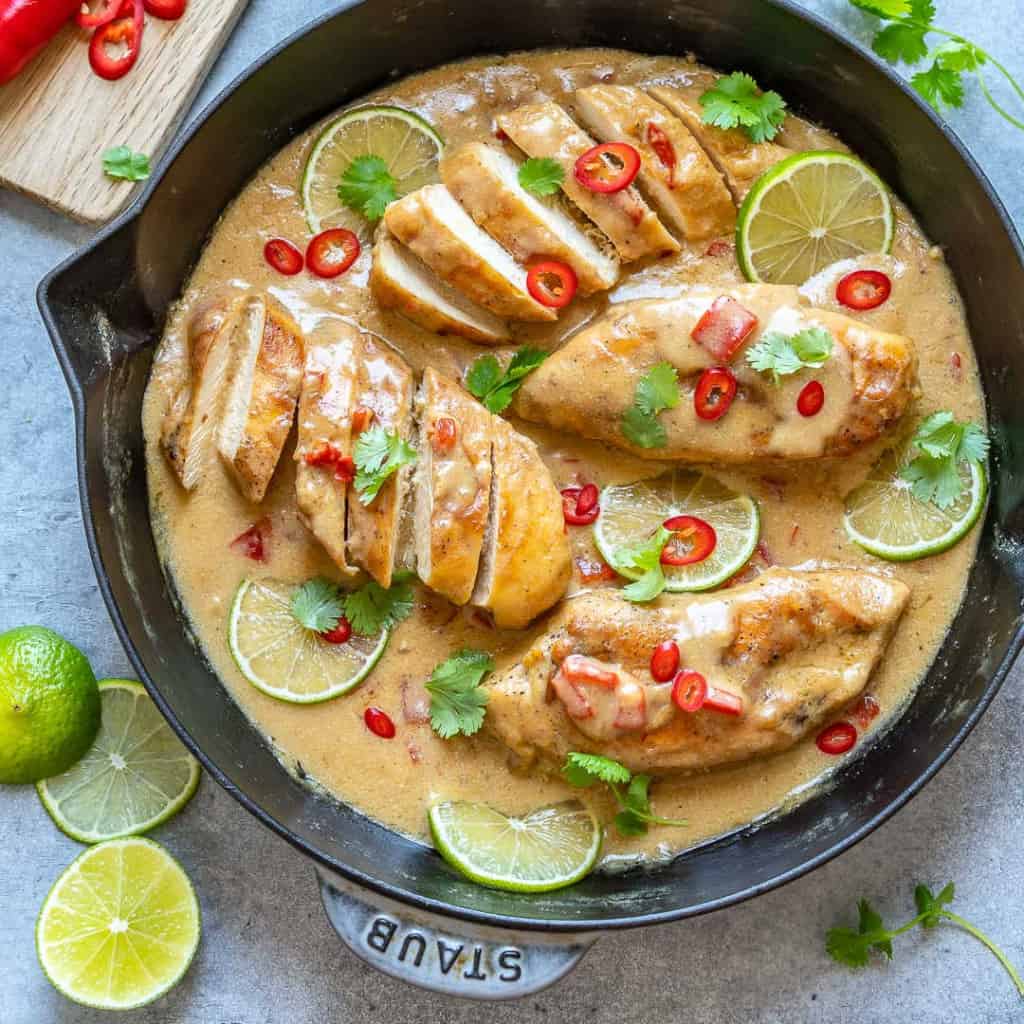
36;837;201;1011
737;151;893;284
37;680;200;844
301;105;444;234
228;578;389;703
428;800;601;893
594;470;760;592
844;447;986;561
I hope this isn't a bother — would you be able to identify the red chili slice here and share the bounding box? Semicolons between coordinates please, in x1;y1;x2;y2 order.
672;670;707;713
816;721;857;755
797;380;825;417
364;706;396;739
304;444;355;483
561;484;600;526
88;0;143;80
691;296;759;362
306;228;360;279
661;514;717;565
320;617;352;645
694;367;738;422
573;142;641;193
851;694;881;729
229;518;271;563
704;687;744;716
264;237;303;276
143;0;187;18
351;405;375;434
650;640;680;682
836;269;891;310
431;416;458;454
527;261;578;308
646;122;677;186
560;654;619;689
574;556;618;583
76;0;122;29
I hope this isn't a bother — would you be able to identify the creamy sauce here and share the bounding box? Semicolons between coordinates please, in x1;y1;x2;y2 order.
142;49;984;864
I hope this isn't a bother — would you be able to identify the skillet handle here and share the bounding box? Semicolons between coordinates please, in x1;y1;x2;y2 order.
316;869;596;1000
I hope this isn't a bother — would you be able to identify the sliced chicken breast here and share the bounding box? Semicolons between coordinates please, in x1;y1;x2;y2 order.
440;142;619;295
497;102;678;262
648;85;793;202
294;321;361;574
370;228;510;345
470;414;571;629
486;568;909;773
513;284;917;462
413;368;493;605
384;184;556;322
346;337;416;587
575;85;735;242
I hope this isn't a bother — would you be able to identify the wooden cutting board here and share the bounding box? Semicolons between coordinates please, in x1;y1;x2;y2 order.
0;0;248;224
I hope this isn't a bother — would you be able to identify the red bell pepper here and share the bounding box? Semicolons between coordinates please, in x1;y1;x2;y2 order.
0;0;81;85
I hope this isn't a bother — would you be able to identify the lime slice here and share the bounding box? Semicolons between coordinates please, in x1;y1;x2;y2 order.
301;105;444;234
36;680;200;844
228;578;389;703
36;837;201;1011
429;799;601;893
594;470;760;592
844;447;987;561
737;151;894;284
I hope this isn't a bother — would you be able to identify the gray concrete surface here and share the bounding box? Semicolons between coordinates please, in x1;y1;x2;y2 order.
1;1;1022;1020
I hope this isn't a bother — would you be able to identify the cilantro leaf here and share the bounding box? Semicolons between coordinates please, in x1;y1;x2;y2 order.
699;72;788;143
465;346;548;413
343;573;415;635
102;146;151;182
338;155;398;221
746;326;834;384
290;577;345;633
616;526;671;603
849;0;912;17
613;774;654;836
914;882;955;928
621;406;668;449
425;649;494;739
873;21;930;64
354;425;418;505
912;62;965;110
899;413;989;508
562;752;632;788
933;39;986;72
621;363;679;448
518;157;564;196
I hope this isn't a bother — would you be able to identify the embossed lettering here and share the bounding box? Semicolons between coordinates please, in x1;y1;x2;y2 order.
462;947;487;981
498;948;523;983
398;932;427;967
437;939;464;974
366;916;397;953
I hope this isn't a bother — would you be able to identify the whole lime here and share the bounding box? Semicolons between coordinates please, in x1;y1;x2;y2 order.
0;626;100;784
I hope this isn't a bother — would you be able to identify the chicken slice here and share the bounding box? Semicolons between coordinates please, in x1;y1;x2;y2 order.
497;102;679;262
370;228;510;345
161;296;244;491
413;368;493;605
440;142;619;295
574;85;735;243
487;568;909;773
384;185;556;322
217;295;304;504
294;321;361;574
648;85;793;202
346;337;416;587
470;414;572;629
513;284;917;462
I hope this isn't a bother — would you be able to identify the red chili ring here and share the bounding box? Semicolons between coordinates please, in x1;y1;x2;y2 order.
88;0;143;80
661;514;717;566
143;0;187;17
527;260;578;308
320;617;352;645
694;366;738;422
76;0;122;29
307;228;360;279
364;706;396;739
264;237;304;276
650;640;680;683
573;142;642;193
797;380;825;417
672;670;708;713
836;269;891;311
816;721;857;755
561;483;600;526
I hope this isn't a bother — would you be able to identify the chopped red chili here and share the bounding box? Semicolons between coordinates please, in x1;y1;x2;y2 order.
306;228;360;278
320;616;352;645
691;296;759;362
304;444;355;483
816;721;857;755
351;405;375;434
573;142;641;193
650;640;680;683
143;0;187;18
560;654;618;689
703;687;744;716
526;260;578;308
851;694;881;729
364;706;396;739
672;670;707;713
264;237;303;276
797;380;825;417
704;239;733;258
229;518;271;563
561;484;600;526
88;0;143;80
661;514;717;565
694;367;738;421
431;416;458;454
574;556;618;583
646;122;677;186
950;351;963;382
836;269;891;310
76;0;122;28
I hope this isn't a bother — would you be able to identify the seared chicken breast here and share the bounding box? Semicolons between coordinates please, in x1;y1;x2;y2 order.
497;102;679;262
384;184;556;322
371;228;510;345
513;284;918;462
648;85;793;202
440;142;619;295
487;568;910;773
217;295;304;504
575;85;735;242
413;368;493;605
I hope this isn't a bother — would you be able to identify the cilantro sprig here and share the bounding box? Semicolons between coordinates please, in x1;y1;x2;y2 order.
343;571;415;635
353;425;418;505
621;362;680;449
850;0;1024;131
290;577;347;633
746;326;834;384
900;411;989;508
827;883;1024;997
338;155;398;221
424;649;494;739
102;146;151;182
699;72;788;142
518;157;565;196
465;346;549;414
563;753;687;837
613;526;672;604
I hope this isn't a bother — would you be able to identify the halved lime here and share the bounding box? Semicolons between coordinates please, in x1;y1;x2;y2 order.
36;837;201;1011
737;151;894;284
844;447;987;561
301;105;444;234
228;578;389;703
37;680;200;844
429;799;601;893
595;470;760;592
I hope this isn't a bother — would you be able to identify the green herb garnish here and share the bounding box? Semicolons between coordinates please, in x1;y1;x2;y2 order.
338;155;398;221
614;526;672;604
102;146;151;182
745;326;834;384
290;577;346;633
465;346;549;414
699;71;788;143
621;362;680;449
353;425;418;505
899;411;989;509
343;572;415;635
425;649;495;739
517;156;565;196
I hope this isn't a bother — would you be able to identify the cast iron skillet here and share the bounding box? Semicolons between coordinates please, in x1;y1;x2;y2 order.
37;0;1024;1000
